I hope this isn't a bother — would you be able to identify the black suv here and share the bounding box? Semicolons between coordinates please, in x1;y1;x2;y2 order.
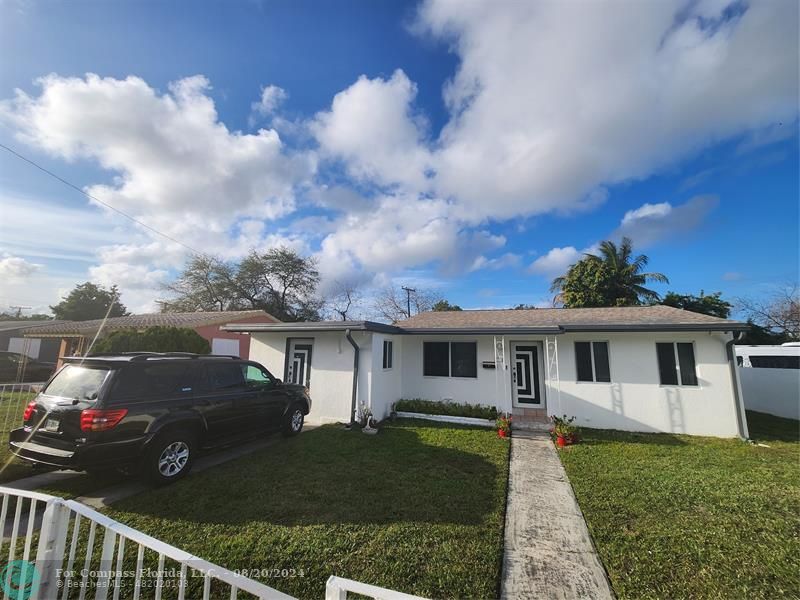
9;353;311;484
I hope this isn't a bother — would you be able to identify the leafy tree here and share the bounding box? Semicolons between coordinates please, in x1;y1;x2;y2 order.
513;304;538;310
162;247;322;321
736;320;792;345
91;327;210;355
661;291;731;319
431;300;462;311
162;256;238;312
551;237;669;307
50;282;129;321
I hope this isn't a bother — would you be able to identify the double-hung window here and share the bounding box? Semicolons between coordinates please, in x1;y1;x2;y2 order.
656;342;698;386
423;341;477;378
575;341;611;382
382;340;393;370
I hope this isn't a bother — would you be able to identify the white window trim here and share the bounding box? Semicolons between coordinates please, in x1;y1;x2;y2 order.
575;340;612;384
656;341;700;388
382;339;393;371
422;339;479;379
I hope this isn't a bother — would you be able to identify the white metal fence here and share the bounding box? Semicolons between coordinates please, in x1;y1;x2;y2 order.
0;488;427;600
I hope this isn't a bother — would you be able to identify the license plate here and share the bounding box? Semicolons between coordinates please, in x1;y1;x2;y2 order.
43;418;60;433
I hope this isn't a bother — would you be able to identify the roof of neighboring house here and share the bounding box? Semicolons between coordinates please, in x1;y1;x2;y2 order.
225;306;748;335
23;310;278;337
0;320;65;333
394;305;747;332
224;320;401;334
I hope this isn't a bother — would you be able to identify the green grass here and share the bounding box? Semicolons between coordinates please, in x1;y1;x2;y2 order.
558;411;800;599
105;419;510;599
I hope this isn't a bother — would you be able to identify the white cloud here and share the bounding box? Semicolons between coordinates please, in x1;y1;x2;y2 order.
415;0;797;221
613;195;718;246
528;246;594;277
469;252;521;272
311;69;432;190
251;85;288;119
0;255;42;280
530;195;717;277
1;74;314;235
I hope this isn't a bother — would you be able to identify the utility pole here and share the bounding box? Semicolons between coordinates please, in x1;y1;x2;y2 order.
401;287;416;318
9;306;30;318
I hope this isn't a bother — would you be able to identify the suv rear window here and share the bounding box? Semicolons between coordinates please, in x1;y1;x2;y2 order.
112;363;193;399
44;365;110;401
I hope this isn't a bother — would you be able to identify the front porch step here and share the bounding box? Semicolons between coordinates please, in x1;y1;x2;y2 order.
511;408;550;432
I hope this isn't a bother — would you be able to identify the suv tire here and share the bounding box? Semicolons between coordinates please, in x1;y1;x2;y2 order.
145;430;196;485
282;405;304;437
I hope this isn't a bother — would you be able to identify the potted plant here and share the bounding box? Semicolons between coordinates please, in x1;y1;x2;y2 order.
359;403;378;435
550;415;578;447
496;414;512;439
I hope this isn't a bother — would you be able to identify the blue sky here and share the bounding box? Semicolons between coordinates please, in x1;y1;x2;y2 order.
0;0;797;316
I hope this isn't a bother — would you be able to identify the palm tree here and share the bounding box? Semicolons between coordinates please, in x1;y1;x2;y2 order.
551;237;669;306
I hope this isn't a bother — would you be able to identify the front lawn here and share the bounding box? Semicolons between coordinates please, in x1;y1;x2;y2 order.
558;411;800;598
107;419;510;599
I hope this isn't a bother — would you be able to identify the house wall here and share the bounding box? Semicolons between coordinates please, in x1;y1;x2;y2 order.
551;331;740;437
194;314;277;359
399;335;505;410
250;329;742;437
369;333;403;419
248;330;372;424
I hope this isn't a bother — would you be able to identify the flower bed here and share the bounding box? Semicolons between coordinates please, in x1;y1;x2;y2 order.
394;398;499;420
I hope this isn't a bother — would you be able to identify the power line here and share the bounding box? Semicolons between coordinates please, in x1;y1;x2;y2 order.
0;141;204;256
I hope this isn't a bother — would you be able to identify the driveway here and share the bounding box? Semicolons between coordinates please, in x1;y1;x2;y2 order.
501;430;614;599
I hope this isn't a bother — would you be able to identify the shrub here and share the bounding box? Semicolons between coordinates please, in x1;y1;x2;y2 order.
394;398;498;420
91;327;211;355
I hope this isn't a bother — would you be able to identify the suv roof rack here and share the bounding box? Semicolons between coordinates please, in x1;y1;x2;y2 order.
81;352;240;361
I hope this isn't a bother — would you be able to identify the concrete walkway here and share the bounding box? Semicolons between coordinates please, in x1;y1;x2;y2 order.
501;430;614;600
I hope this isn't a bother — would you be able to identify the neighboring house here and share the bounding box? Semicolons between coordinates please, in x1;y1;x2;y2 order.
0;320;63;363
735;343;800;420
225;306;750;438
24;310;279;366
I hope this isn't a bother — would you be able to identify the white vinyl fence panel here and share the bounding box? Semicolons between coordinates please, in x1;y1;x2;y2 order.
739;367;800;420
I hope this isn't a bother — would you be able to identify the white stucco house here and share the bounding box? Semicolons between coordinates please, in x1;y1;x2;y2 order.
225;306;751;438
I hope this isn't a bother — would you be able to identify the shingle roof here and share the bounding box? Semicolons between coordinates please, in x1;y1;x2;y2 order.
394;305;747;332
23;310;277;337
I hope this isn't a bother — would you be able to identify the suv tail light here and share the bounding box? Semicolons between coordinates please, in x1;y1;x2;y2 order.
80;409;128;432
23;401;36;422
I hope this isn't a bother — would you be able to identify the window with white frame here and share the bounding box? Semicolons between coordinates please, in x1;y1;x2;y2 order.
575;341;611;382
382;339;393;369
656;342;698;386
423;341;477;378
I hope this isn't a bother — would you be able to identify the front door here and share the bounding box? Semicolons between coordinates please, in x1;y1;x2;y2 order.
286;339;313;387
511;342;543;407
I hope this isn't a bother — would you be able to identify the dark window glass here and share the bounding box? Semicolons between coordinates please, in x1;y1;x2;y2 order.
423;342;449;376
383;340;393;369
656;343;679;385
112;364;190;399
677;343;698;386
207;363;245;390
450;342;477;378
575;342;593;382
750;355;800;369
593;342;611;382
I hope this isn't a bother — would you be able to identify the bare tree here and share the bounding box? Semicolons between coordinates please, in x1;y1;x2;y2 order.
325;280;363;321
373;285;440;322
736;283;800;340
